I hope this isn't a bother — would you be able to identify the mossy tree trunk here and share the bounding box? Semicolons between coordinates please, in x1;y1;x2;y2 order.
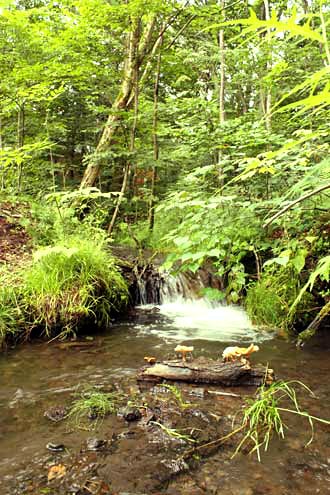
79;17;157;190
148;34;162;231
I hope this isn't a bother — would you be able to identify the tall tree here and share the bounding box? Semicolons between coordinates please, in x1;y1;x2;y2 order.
79;11;160;189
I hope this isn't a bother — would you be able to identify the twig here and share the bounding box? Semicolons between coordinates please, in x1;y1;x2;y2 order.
166;15;197;50
263;183;330;228
207;390;241;398
180;424;245;460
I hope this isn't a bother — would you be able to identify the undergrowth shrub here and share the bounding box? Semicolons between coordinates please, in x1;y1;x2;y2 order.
22;237;128;339
0;281;23;346
245;266;314;332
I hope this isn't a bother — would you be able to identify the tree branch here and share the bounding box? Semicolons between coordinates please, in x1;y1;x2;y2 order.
263;183;330;228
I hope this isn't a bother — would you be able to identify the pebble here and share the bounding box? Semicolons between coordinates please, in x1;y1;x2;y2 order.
46;442;65;452
44;406;67;422
121;406;142;422
231;488;253;495
68;484;81;493
290;438;304;451
86;438;107;451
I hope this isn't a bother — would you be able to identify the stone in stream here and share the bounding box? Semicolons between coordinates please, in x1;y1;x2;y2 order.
119;406;142;422
44;405;68;422
46;442;65;452
86;438;107;451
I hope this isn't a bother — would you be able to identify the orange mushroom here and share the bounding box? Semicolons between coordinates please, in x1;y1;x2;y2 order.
174;345;194;362
222;343;259;363
144;356;157;365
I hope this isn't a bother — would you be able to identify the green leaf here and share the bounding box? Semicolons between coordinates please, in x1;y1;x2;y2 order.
264;256;290;268
291;249;307;273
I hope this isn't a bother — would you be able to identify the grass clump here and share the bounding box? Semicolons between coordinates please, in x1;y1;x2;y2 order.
0;285;22;346
187;379;330;462
68;386;123;429
232;380;330;461
22;236;128;339
162;384;192;410
0;268;25;346
245;267;313;333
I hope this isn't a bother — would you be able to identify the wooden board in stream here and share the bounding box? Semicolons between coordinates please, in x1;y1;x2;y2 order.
137;357;274;387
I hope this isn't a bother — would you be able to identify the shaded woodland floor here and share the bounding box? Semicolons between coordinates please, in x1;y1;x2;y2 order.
0;202;31;265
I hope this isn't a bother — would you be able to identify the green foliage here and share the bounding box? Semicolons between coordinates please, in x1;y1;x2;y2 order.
24;191;114;247
0;275;23;346
232;380;330;462
245;266;313;331
22;237;128;338
68;386;123;429
162;384;192;410
291;254;330;313
0;0;329;344
200;287;226;302
151;421;196;444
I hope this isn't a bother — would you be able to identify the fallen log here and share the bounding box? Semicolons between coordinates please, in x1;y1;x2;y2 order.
137;357;274;387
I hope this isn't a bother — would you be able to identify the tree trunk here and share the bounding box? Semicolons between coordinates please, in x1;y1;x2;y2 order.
107;20;141;235
148;35;162;231
259;0;272;132
217;0;226;185
17;103;25;192
297;300;330;346
264;0;272;133
138;358;274;387
80;17;148;190
0;116;4;190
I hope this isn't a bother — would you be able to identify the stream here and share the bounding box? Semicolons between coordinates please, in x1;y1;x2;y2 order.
0;297;330;494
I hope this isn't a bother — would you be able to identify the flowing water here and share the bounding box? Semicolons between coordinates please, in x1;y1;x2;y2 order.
0;287;329;494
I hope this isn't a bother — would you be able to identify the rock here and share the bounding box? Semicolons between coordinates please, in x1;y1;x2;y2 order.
46;442;65;452
188;388;206;398
44;406;68;422
160;458;189;474
86;438;107;451
290;438;304;451
120;406;142;422
68;484;81;494
118;430;136;439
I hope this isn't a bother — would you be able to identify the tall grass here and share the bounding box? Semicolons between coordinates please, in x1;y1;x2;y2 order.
232;380;330;461
22;237;128;339
0;284;23;347
245;267;313;332
185;379;330;462
67;386;123;429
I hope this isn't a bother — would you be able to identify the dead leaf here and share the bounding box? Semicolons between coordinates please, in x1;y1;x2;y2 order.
47;464;66;482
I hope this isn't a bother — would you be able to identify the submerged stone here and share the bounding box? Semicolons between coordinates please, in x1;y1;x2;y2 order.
44;406;68;422
46;442;65;452
120;406;142;422
86;438;107;451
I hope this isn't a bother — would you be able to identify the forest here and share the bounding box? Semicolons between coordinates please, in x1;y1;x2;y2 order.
0;0;329;344
0;1;330;493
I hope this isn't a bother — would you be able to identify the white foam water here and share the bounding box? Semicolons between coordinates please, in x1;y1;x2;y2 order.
138;297;273;344
135;271;273;343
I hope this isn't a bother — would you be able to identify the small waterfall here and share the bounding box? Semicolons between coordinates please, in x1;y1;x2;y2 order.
132;265;273;344
160;272;203;302
133;266;219;306
133;265;163;305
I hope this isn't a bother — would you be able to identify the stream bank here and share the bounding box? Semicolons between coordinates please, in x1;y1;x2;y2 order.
0;307;329;495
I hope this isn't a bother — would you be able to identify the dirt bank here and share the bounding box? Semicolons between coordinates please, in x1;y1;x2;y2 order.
0;202;31;265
